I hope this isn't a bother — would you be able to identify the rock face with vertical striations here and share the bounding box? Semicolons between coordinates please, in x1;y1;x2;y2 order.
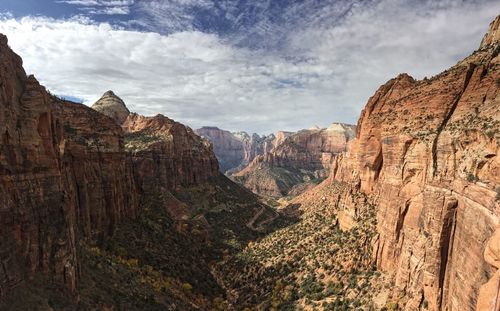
321;15;500;310
232;123;356;197
0;32;220;307
0;33;139;298
195;126;280;173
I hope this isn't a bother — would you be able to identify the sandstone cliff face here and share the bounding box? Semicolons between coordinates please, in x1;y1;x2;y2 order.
264;123;356;171
123;113;219;191
323;17;500;310
481;16;500;49
0;34;139;297
195;127;247;173
233;123;356;197
195;126;280;173
0;33;220;302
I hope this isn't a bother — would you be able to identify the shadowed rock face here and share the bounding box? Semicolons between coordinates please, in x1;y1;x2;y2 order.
0;34;139;296
0;33;219;301
321;15;500;311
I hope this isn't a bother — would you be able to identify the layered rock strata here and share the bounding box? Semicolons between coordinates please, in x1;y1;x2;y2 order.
123;113;219;190
0;33;139;297
0;34;219;301
195;126;282;173
321;16;500;310
233;123;356;197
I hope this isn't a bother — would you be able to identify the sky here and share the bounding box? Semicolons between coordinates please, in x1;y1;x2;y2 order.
0;0;498;134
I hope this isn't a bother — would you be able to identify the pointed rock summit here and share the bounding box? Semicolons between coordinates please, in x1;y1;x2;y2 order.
92;90;130;124
480;14;500;49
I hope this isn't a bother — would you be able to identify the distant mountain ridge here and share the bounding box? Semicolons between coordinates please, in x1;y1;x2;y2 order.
195;126;284;173
232;123;356;197
197;123;356;198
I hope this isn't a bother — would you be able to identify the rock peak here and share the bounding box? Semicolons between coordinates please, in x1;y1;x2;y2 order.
480;15;500;49
103;90;116;96
0;33;8;46
91;90;130;124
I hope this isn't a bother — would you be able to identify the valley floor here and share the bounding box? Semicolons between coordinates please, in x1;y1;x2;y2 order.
0;176;393;311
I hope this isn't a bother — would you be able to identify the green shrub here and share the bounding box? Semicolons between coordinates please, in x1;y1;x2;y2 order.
466;172;478;182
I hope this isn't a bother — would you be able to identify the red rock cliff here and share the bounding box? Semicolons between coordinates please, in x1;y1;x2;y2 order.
0;34;221;300
263;123;356;170
0;34;139;297
326;16;500;311
233;123;355;197
123;113;219;191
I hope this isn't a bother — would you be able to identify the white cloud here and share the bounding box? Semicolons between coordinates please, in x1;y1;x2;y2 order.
0;16;321;133
56;0;134;16
0;0;498;134
81;6;130;15
56;0;134;6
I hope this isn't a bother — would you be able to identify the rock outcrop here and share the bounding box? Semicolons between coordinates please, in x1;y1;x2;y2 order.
195;126;247;173
123;113;219;190
0;33;220;303
480;15;500;49
316;16;500;310
232;123;356;197
0;34;139;297
91;90;130;124
195;126;280;173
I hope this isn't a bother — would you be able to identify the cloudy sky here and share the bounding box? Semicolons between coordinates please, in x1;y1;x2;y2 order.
0;0;498;133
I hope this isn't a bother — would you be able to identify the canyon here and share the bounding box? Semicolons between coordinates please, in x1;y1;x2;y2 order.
0;33;279;309
0;14;498;311
195;126;283;174
197;124;356;198
212;16;500;310
231;123;356;198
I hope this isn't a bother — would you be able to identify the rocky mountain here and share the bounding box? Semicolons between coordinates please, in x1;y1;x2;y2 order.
195;126;282;173
0;34;281;310
327;17;500;309
232;123;356;197
92;90;130;124
215;15;500;311
0;32;138;299
1;14;499;311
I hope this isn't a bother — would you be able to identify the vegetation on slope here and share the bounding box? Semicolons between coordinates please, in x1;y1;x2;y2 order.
215;180;387;310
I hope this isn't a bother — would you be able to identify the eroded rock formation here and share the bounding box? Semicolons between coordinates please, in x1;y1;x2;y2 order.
123;113;219;190
91;90;130;124
195;126;281;173
0;34;139;297
0;34;220;303
321;16;500;310
233;123;356;197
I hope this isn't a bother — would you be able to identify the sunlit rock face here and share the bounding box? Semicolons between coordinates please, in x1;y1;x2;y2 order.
91;90;130;124
195;126;279;173
123;113;219;191
327;15;500;311
232;123;356;197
